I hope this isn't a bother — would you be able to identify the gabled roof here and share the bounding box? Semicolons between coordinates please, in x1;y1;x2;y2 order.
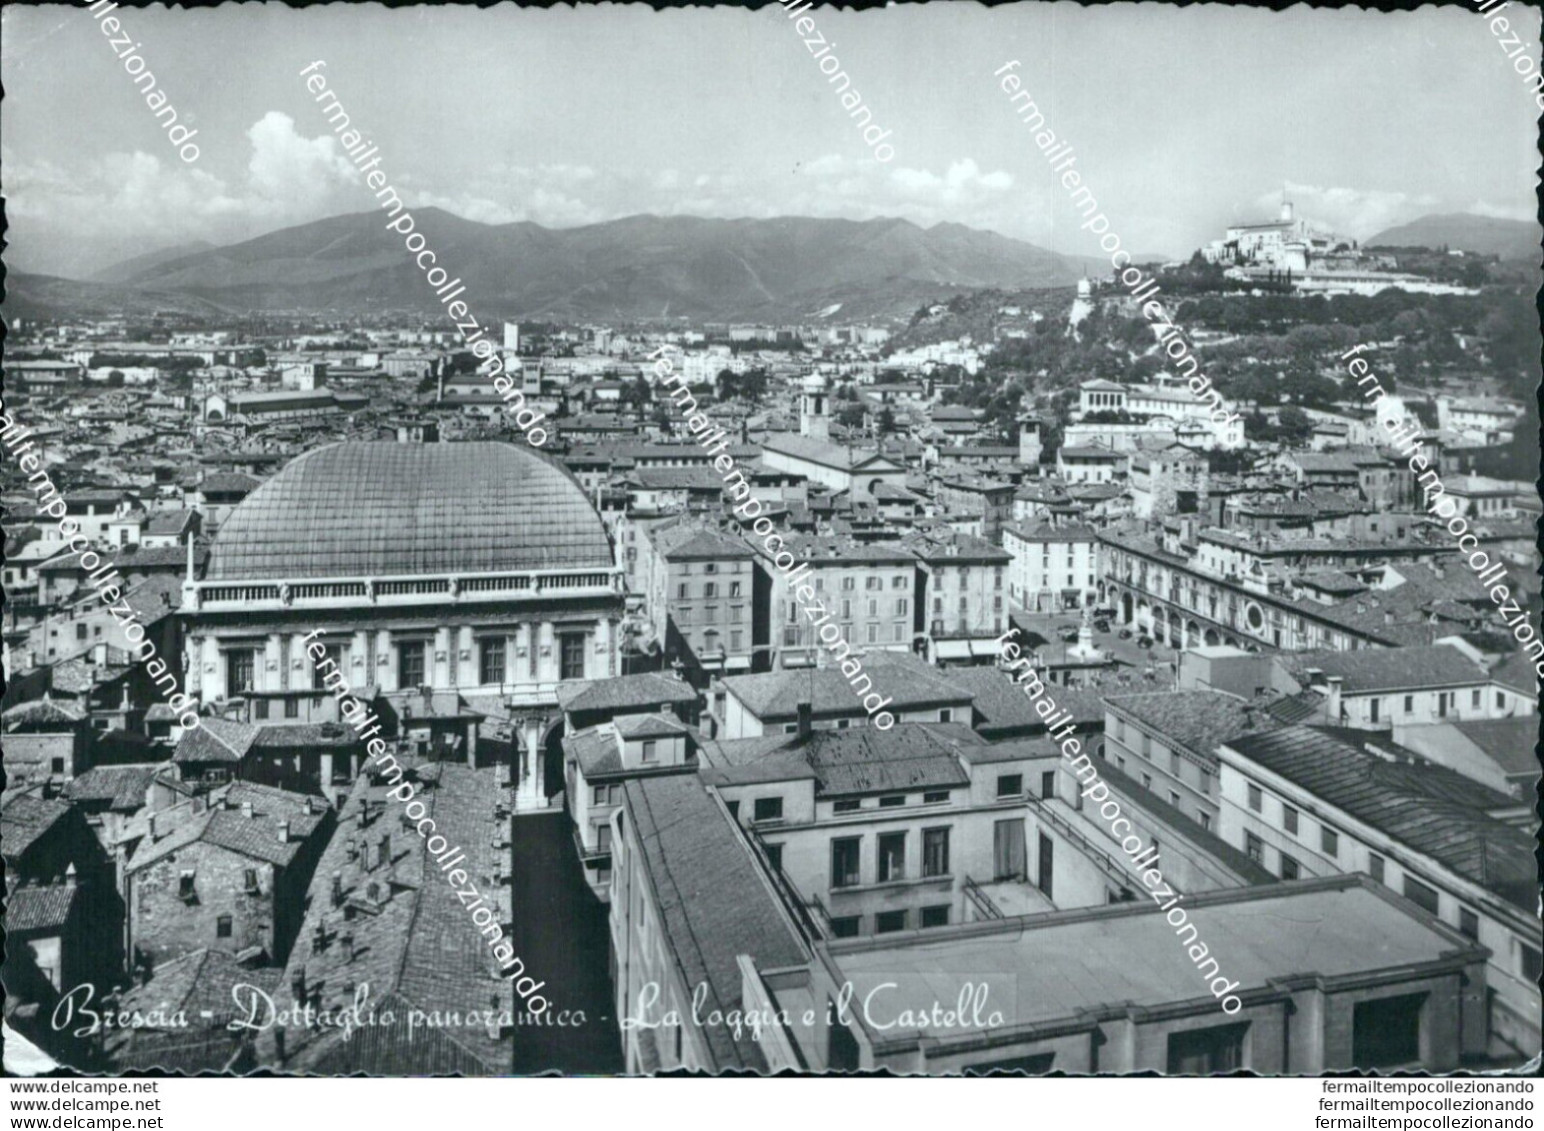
650;523;755;561
172;718;261;764
6;883;81;933
1105;690;1277;760
127;782;329;873
63;764;160;811
1279;645;1490;695
557;672;698;715
0;794;73;861
612;711;692;741
721;652;969;720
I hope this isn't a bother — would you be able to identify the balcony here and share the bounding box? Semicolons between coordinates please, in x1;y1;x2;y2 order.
189;567;622;612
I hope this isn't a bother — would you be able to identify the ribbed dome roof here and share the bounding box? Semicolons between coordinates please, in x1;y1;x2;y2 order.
207;442;613;580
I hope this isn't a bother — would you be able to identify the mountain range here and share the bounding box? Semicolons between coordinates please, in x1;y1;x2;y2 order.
1365;213;1540;261
9;212;1106;324
6;209;1535;323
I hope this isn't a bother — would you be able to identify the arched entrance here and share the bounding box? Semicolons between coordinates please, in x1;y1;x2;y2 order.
1120;592;1133;624
542;719;567;801
1203;628;1220;646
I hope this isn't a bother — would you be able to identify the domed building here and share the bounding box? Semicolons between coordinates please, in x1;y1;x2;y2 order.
181;442;623;808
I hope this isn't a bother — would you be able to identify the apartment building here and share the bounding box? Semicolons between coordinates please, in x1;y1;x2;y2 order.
1216;724;1539;1057
763;534;917;668
1003;522;1100;613
639;521;756;675
564;711;698;898
1101;691;1278;833
1277;645;1515;730
904;530;1011;663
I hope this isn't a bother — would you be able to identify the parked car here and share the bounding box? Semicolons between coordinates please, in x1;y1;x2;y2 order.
1118;628;1133;640
1058;626;1080;642
1136;635;1154;649
1093;619;1110;633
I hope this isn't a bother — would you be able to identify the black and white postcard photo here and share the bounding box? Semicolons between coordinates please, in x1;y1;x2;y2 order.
0;0;1539;1119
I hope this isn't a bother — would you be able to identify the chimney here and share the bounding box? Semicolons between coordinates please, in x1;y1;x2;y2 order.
331;872;344;908
277;821;290;844
242;802;254;819
64;863;78;889
343;932;356;962
378;833;391;869
291;967;307;1004
148;814;159;840
796;700;813;739
1325;675;1343;721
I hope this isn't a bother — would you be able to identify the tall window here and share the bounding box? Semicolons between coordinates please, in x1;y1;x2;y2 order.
1247;783;1262;812
1244;832;1263;864
831;838;861;888
1167;1023;1248;1074
877;832;906;882
227;649;256;697
479;637;506;685
398;641;426;688
560;634;586;680
1403;876;1440;915
922;828;950;878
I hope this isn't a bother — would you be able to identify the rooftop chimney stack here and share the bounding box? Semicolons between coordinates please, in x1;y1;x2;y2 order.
796;700;813;740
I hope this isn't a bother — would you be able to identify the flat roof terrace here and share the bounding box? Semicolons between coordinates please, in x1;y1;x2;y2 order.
813;875;1482;1042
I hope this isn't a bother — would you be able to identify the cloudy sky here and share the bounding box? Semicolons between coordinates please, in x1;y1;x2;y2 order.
3;3;1539;277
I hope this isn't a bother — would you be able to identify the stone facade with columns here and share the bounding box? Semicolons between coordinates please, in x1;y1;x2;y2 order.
179;441;625;810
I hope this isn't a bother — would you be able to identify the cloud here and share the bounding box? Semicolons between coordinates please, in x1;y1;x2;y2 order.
6;121;1038;276
1254;182;1442;240
245;111;359;203
1465;198;1538;222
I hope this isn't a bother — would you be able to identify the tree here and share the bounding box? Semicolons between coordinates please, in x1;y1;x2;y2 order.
835;403;866;429
1276;405;1313;445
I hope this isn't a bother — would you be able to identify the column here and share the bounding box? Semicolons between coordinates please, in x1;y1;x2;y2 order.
434;626;453;688
264;634;283;693
351;631;369;686
515;716;545;810
457;626;475;687
375;629;393;691
537;622;554;683
186;636;204;698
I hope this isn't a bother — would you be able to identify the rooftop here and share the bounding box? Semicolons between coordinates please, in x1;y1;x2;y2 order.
1280;645;1490;695
206;442;613;580
622;773;808;1072
820;876;1479;1041
1105;690;1276;760
721;651;970;720
1224;725;1536;911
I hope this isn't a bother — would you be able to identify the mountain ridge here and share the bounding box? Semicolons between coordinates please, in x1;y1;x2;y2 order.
64;211;1103;322
1365;213;1540;261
